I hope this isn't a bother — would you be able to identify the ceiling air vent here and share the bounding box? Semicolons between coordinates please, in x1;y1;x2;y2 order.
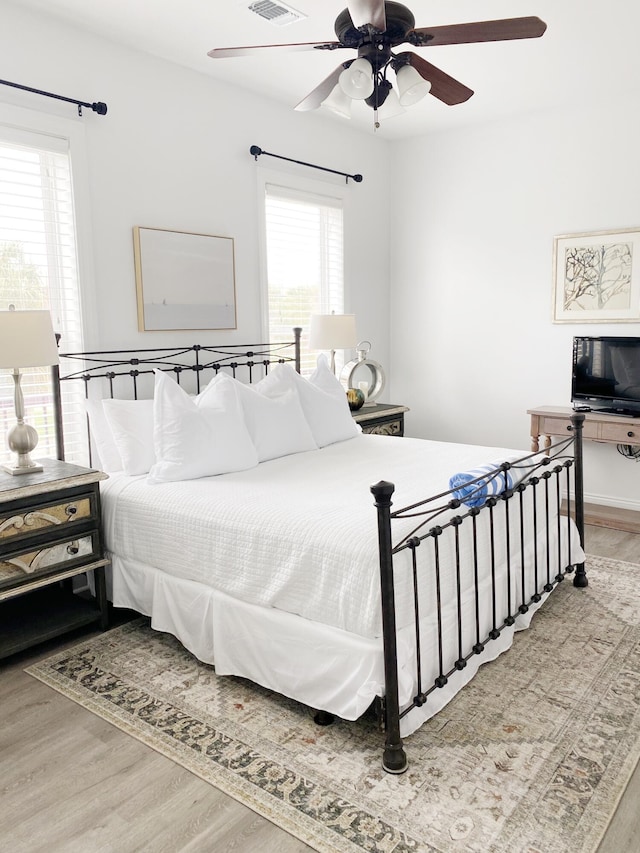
247;1;307;26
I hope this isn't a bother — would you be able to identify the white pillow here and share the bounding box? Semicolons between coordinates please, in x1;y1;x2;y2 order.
258;358;359;448
102;398;155;476
148;370;258;484
223;373;317;462
84;399;123;473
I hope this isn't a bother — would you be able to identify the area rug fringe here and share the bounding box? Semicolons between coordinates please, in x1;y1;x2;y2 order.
27;555;640;853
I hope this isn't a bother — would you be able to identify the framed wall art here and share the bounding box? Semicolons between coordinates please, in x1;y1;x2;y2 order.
552;227;640;323
134;226;237;331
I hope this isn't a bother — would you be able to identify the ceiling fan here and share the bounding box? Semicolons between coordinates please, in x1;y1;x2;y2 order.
208;1;547;125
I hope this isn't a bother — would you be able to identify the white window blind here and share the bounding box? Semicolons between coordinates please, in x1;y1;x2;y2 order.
0;129;86;465
264;182;344;375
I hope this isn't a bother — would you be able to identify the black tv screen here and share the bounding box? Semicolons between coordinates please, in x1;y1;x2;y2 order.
572;336;640;415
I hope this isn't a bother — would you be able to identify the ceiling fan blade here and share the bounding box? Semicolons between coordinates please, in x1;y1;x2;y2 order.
347;0;386;31
208;41;344;59
294;65;345;112
407;16;547;48
401;52;474;106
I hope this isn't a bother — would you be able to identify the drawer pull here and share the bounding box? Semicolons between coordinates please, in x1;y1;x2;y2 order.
66;504;78;517
566;425;572;431
628;431;635;438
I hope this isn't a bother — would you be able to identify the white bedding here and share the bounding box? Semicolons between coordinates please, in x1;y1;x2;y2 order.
102;433;585;735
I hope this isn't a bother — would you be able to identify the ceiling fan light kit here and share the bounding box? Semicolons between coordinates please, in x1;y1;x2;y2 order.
322;84;353;118
375;86;405;119
209;1;547;130
395;62;431;106
339;57;375;99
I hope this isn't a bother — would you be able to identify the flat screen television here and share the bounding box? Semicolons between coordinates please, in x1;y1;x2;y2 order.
572;336;640;416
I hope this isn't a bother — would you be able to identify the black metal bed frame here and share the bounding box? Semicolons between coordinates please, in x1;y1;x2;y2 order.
51;332;586;774
372;413;586;773
52;330;302;461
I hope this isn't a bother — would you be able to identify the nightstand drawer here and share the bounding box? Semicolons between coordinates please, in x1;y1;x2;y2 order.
361;418;403;436
0;493;96;544
0;531;101;590
352;404;408;437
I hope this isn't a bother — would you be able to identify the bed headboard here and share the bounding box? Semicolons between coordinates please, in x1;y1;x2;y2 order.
52;328;302;461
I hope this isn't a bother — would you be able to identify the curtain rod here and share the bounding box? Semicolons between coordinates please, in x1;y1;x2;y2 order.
0;78;107;116
249;145;362;184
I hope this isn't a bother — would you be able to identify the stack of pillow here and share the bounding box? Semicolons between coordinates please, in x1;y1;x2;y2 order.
85;356;361;483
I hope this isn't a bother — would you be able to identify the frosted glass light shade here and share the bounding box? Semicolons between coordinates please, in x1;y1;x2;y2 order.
377;87;406;120
322;84;352;118
339;58;374;100
0;309;59;369
309;314;357;350
396;64;431;106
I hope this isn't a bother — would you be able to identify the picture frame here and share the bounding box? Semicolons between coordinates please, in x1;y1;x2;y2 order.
133;226;237;331
552;227;640;323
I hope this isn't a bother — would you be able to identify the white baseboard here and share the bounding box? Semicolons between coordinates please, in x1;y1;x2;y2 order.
584;492;640;514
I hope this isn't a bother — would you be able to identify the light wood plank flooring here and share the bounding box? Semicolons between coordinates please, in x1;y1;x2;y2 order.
0;525;637;853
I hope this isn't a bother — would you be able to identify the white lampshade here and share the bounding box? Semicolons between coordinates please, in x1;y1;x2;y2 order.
309;314;357;350
377;87;406;120
396;64;432;106
321;84;352;119
339;58;374;100
0;309;59;369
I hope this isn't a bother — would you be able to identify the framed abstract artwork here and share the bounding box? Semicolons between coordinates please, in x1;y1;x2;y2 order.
134;226;237;331
552;227;640;323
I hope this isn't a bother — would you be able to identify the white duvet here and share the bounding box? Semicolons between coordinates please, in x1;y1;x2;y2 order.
102;433;583;640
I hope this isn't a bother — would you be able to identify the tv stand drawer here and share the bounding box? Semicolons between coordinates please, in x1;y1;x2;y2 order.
528;406;640;452
537;414;600;441
601;422;640;443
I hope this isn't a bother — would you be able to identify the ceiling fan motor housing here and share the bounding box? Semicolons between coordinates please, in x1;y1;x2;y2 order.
335;2;416;48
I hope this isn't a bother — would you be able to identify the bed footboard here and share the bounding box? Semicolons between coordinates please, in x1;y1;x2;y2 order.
372;413;585;773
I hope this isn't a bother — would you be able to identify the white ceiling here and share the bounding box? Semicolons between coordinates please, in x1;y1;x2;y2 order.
10;0;640;139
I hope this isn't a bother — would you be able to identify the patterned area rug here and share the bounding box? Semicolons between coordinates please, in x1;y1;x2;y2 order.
27;555;640;853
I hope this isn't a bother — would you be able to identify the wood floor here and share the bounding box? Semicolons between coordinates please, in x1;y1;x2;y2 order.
0;525;638;853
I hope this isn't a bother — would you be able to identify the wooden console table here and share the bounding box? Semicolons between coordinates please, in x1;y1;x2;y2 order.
528;406;640;534
528;405;640;452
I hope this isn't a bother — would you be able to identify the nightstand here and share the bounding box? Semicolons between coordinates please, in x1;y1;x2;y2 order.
0;459;109;659
352;404;409;436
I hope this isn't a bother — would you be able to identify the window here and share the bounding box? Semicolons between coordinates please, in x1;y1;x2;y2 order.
0;124;86;465
263;182;345;375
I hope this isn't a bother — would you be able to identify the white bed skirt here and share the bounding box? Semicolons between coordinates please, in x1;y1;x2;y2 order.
110;552;555;738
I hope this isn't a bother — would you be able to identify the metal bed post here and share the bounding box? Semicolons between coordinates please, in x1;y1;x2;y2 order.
371;480;408;774
570;412;587;588
293;327;302;373
52;333;65;461
51;361;65;461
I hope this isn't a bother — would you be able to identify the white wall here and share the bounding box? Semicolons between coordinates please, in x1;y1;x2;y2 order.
3;4;638;510
389;101;640;510
0;2;391;372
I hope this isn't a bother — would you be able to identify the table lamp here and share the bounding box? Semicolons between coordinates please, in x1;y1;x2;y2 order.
0;307;59;475
309;313;357;374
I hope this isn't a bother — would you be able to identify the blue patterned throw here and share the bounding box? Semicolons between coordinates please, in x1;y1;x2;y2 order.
449;462;515;508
